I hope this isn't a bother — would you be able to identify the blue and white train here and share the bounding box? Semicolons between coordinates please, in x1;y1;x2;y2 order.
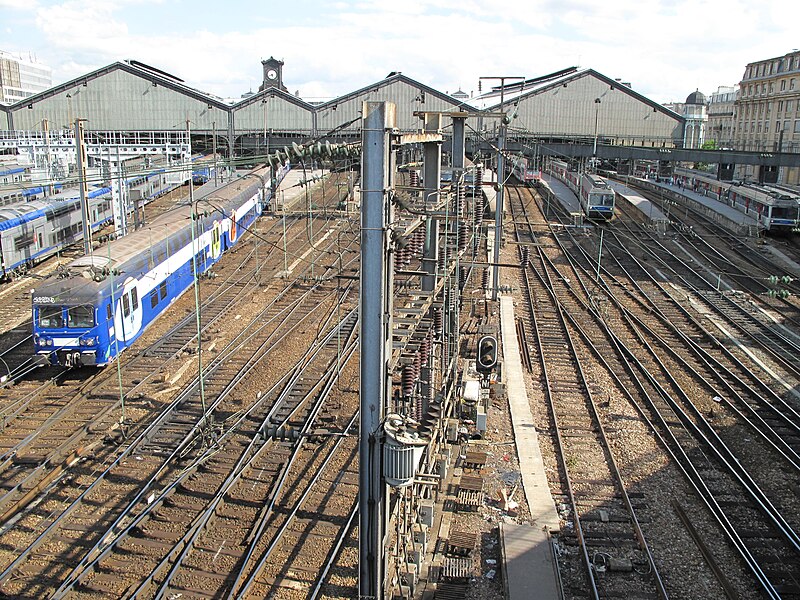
31;163;287;367
548;159;616;219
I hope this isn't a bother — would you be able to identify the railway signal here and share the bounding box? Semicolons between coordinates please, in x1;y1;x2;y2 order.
477;335;498;373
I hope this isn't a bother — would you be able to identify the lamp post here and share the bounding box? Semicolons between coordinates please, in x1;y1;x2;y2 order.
479;75;524;301
262;97;269;156
592;98;601;166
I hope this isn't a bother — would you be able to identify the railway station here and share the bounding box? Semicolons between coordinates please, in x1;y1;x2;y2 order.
0;55;800;600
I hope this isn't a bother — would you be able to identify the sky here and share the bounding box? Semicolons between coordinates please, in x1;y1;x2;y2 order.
2;0;799;105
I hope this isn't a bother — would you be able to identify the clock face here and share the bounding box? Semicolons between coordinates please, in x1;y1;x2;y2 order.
267;69;277;80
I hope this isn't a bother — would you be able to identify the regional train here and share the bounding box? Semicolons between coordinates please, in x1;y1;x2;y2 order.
547;159;616;219
507;155;541;184
31;163;288;367
670;168;800;232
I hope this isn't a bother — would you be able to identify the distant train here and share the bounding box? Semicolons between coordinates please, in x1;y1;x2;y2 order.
548;159;615;219
1;191;115;280
31;163;288;367
672;168;800;232
507;155;541;184
0;161;203;280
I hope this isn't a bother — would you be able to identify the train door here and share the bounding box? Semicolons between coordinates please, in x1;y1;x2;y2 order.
34;224;45;253
229;210;238;245
211;221;221;259
114;277;143;344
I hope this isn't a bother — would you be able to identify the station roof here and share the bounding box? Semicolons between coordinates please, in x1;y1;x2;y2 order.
471;66;682;121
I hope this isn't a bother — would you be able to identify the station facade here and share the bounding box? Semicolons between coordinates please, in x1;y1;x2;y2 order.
0;59;685;157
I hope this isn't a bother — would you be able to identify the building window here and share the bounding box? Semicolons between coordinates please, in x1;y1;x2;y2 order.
776;121;782;132
788;100;794;112
784;120;790;132
782;80;787;91
795;120;800;134
792;79;796;90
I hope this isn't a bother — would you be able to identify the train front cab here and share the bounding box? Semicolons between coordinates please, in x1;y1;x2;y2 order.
586;191;615;220
33;280;143;368
33;300;106;367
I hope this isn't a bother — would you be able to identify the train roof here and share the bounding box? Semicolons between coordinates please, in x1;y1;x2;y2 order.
32;165;270;296
0;200;52;231
677;168;799;207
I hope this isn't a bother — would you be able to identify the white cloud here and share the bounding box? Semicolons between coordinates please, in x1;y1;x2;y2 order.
0;0;36;8
18;0;800;107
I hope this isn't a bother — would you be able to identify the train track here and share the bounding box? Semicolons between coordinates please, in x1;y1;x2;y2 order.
511;185;668;599
0;196;362;597
0;217;314;526
50;303;359;599
512;182;800;597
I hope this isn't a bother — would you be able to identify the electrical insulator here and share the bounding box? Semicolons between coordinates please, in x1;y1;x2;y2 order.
477;335;498;373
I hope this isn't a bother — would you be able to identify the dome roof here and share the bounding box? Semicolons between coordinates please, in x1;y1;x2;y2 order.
685;89;706;105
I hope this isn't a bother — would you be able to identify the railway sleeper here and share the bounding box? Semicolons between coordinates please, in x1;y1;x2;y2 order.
77;572;132;595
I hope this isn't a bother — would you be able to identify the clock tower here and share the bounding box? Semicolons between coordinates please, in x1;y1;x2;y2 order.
259;57;287;92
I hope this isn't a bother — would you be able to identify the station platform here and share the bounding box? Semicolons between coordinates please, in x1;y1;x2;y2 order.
274;167;326;211
606;179;667;221
499;295;562;600
650;179;759;227
541;174;581;214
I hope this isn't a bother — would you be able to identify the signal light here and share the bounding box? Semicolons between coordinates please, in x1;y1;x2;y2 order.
477;335;498;373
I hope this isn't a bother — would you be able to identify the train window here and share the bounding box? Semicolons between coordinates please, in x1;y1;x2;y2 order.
159;281;167;300
150;290;158;309
107;303;112;321
68;305;95;328
14;232;35;250
131;288;139;311
38;306;64;329
122;294;131;317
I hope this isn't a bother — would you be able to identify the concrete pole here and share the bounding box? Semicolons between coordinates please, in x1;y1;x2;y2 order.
359;101;395;600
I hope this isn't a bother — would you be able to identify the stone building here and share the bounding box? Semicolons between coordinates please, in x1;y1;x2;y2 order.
664;90;707;149
707;86;737;148
732;49;800;183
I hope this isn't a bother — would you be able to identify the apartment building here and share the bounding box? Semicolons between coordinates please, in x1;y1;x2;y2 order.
734;49;800;184
0;50;52;105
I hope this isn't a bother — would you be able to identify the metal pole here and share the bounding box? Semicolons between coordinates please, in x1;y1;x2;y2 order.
593;98;601;160
492;123;506;300
188;119;208;438
359;101;394;600
212;121;218;187
421;114;442;405
74;119;92;256
596;228;604;281
452;116;465;171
